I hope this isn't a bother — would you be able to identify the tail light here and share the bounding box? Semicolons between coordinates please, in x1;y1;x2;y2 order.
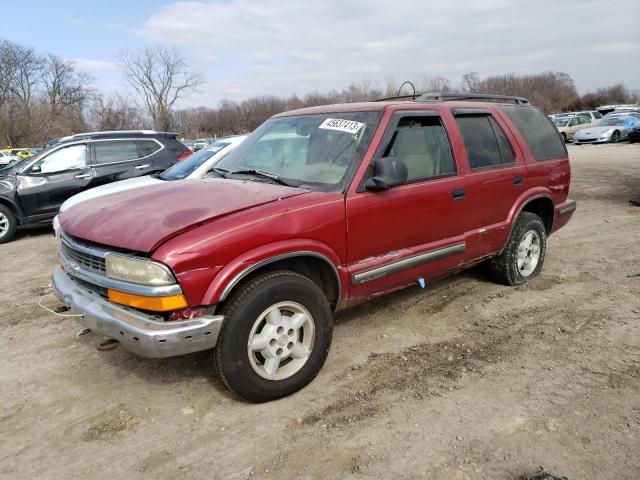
176;149;192;161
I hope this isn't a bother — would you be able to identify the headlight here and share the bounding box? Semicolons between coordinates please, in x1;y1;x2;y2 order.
105;254;175;286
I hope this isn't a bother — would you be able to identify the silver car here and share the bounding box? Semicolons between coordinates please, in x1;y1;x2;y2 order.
573;115;640;144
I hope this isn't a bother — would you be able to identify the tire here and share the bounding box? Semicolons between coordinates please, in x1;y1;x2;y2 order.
214;271;333;403
0;204;17;244
486;212;547;286
561;132;567;143
610;130;620;143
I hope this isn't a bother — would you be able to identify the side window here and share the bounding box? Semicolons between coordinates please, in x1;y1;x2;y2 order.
383;116;456;182
580;116;591;124
455;115;515;169
568;118;579;126
594;112;603;119
139;140;162;157
93;140;140;164
32;144;87;173
500;105;567;161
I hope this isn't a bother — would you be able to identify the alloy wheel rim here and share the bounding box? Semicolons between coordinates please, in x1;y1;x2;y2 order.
516;230;541;277
0;212;8;237
247;301;315;381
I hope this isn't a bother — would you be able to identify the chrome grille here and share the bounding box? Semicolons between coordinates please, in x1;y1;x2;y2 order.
61;237;106;274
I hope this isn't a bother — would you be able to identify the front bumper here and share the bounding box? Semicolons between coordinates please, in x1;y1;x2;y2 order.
51;265;224;358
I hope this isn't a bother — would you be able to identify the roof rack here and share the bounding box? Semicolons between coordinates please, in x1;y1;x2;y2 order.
416;92;530;105
60;130;178;142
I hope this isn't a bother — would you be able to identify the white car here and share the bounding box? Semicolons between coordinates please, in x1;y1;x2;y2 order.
0;151;21;166
58;135;247;214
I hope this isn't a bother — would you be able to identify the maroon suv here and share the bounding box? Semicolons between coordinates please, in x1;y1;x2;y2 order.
52;93;576;402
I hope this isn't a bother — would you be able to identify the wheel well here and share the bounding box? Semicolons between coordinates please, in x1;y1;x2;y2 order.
521;197;553;233
0;198;21;225
221;255;340;310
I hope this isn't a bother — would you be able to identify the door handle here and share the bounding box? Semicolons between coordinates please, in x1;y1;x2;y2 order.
452;188;466;201
513;176;523;187
75;173;91;179
134;164;151;170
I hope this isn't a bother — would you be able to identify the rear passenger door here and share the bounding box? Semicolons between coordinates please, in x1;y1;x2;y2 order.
90;139;155;187
451;109;526;255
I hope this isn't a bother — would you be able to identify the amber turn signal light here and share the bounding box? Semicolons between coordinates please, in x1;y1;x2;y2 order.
107;289;188;312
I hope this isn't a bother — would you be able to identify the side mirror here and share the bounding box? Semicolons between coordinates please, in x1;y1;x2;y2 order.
364;157;408;191
30;165;41;173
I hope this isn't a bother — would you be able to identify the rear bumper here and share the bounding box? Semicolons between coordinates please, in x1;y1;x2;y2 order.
553;199;576;232
51;265;223;358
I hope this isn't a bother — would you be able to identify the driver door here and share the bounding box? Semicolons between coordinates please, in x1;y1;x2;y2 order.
346;111;475;298
16;143;92;219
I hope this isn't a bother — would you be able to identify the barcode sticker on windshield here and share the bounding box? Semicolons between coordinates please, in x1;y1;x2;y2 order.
319;118;364;134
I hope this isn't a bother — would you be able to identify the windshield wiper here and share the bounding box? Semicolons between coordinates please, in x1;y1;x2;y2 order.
201;167;231;179
228;169;299;187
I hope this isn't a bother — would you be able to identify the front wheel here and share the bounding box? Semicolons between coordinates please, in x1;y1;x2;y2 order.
0;205;17;244
214;271;333;402
486;212;547;286
610;130;621;143
561;132;567;142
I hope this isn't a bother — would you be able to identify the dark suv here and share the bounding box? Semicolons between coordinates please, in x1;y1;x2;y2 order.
0;130;191;243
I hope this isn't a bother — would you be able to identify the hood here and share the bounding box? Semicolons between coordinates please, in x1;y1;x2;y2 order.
575;126;614;136
59;178;310;252
60;175;162;213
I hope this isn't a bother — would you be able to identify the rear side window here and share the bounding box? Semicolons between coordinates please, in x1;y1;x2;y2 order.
139;140;162;157
455;115;515;169
93;140;140;164
594;112;603;119
500;105;566;161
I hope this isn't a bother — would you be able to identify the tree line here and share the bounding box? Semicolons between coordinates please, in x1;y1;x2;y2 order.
1;39;638;147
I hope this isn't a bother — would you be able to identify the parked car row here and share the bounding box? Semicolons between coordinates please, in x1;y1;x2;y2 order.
551;109;640;144
46;93;576;402
550;110;603;124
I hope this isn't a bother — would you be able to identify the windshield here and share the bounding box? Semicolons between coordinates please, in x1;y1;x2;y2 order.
600;117;625;126
160;140;231;180
553;118;569;127
215;111;381;192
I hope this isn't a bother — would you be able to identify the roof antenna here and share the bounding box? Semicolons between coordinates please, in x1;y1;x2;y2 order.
397;81;416;97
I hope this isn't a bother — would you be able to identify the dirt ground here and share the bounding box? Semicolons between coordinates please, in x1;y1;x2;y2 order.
1;143;639;480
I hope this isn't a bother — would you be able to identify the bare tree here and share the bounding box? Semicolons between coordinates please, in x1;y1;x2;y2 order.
5;42;44;107
459;72;481;93
43;54;94;116
119;46;203;131
88;93;150;131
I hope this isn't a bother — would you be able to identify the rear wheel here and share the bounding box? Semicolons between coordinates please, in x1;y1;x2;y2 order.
561;132;567;142
486;212;546;286
214;271;333;402
0;205;17;244
610;130;621;143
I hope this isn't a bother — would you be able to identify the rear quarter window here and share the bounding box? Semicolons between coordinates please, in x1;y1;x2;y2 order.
139;140;162;157
499;105;567;161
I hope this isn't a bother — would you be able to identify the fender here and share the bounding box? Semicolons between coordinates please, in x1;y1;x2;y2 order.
499;187;554;253
201;239;348;307
0;194;23;221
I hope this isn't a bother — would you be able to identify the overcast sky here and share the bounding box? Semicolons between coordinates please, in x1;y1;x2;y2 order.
3;0;639;107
